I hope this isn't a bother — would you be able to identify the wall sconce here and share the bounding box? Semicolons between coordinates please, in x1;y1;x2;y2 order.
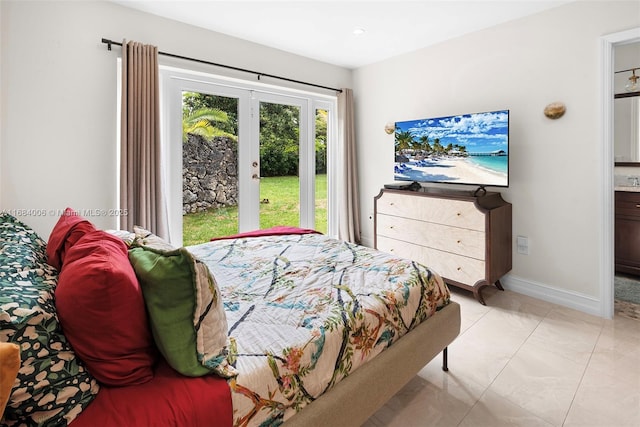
544;102;566;119
384;122;395;134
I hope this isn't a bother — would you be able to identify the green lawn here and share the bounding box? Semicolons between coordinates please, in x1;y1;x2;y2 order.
183;174;327;246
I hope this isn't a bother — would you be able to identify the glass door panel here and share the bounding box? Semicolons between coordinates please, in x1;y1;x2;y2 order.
258;101;301;229
181;91;239;245
165;70;333;245
314;108;328;234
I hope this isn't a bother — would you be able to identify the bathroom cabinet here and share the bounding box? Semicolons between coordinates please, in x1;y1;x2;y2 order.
615;191;640;276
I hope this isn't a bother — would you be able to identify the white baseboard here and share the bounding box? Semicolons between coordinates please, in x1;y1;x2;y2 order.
502;275;605;318
360;234;608;318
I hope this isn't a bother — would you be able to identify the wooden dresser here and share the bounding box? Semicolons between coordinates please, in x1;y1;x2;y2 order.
374;188;512;305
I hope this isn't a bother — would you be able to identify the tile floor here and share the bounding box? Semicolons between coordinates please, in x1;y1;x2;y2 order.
363;286;640;427
615;274;640;320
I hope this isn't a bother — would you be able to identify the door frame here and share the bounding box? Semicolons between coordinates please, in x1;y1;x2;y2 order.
161;67;337;246
600;27;640;319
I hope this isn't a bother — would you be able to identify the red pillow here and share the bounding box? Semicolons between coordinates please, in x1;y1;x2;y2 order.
46;207;96;270
52;212;157;386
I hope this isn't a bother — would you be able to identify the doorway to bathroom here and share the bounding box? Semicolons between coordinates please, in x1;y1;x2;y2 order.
607;28;640;319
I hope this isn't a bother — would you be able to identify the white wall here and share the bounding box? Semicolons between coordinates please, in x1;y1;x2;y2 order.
352;1;640;316
0;0;351;237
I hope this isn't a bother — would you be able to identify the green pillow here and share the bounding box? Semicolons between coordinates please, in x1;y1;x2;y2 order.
128;244;236;378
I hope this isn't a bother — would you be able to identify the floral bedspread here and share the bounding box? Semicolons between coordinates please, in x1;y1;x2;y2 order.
188;233;450;427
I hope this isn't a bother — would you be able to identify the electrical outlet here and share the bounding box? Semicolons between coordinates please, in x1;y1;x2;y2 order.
516;236;529;255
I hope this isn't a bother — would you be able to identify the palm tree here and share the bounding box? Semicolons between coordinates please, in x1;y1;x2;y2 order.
432;138;444;155
395;130;414;154
182;108;235;142
418;135;431;154
452;144;468;156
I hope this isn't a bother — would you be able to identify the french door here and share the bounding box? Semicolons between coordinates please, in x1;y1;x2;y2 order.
163;70;336;246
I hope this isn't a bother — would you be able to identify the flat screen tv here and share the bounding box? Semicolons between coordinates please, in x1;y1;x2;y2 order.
393;109;509;190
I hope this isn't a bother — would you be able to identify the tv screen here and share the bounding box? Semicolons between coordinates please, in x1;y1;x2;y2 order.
394;109;509;188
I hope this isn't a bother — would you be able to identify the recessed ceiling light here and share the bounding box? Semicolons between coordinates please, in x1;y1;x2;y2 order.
352;27;366;36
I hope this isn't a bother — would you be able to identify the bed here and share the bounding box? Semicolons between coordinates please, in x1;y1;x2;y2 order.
0;212;460;427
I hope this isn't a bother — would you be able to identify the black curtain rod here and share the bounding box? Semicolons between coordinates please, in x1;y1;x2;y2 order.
101;38;342;93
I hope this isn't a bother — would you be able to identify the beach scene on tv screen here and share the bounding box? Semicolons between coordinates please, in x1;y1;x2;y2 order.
394;110;509;187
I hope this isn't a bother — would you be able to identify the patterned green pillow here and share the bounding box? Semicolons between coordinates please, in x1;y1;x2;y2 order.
128;228;236;378
0;214;99;426
0;214;48;267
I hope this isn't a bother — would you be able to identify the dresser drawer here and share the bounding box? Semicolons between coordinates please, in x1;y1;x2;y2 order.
376;236;485;286
376;191;484;231
376;214;485;260
616;191;640;217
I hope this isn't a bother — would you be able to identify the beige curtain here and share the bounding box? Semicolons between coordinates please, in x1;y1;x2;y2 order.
337;88;361;244
120;40;169;239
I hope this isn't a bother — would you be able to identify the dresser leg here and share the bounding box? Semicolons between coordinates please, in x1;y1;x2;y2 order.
473;288;486;305
472;280;504;304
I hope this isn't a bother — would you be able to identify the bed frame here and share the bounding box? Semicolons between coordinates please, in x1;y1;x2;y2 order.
285;301;461;426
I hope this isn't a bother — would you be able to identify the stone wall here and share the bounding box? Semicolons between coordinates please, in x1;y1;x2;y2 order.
183;134;238;214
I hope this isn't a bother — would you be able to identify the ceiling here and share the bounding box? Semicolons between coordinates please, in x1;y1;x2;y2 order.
111;0;573;69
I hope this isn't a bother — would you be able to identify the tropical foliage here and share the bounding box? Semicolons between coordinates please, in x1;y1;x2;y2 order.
183;92;237;136
182;92;327;177
259;102;301;176
182;108;234;142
